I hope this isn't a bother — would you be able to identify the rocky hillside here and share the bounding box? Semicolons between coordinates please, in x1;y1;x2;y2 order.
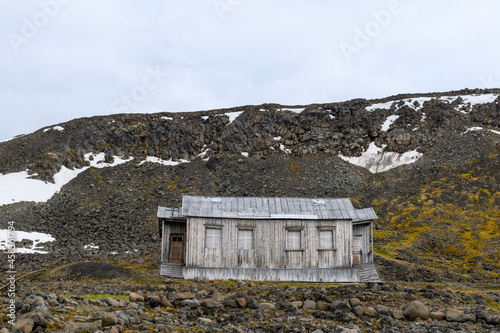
0;88;499;283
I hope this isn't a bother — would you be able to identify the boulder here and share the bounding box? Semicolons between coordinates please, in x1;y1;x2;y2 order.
102;312;119;327
13;318;35;333
349;298;362;307
330;298;351;313
445;308;475;323
149;296;161;307
352;305;364;316
175;292;196;300
200;298;220;309
129;292;144;302
303;300;317;310
403;301;429;321
198;318;213;324
317;301;330;311
115;311;129;325
160;297;173;308
179;299;200;309
391;309;404;320
235;298;246;308
363;307;378;317
374;304;391;316
429;311;445;321
259;303;276;310
247;298;260;309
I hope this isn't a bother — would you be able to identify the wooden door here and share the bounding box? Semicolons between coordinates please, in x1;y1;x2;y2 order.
170;235;184;263
353;236;362;265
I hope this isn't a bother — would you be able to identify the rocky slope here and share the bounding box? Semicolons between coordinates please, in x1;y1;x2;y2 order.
0;88;499;283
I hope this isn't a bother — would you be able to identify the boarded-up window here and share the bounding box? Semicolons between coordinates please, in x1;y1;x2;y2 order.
205;228;221;249
238;229;253;250
287;230;301;250
319;230;334;249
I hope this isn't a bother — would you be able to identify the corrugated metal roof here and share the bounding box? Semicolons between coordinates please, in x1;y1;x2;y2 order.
176;195;377;220
352;208;378;222
157;206;184;219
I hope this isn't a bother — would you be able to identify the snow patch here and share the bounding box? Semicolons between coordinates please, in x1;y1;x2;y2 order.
84;243;99;250
84;153;133;168
139;156;189;166
197;147;209;158
273;136;281;141
241;152;249;157
224;111;243;124
0;229;55;254
464;127;500;135
0;167;86;206
283;108;305;114
161;116;173;121
339;142;423;173
366;94;498;113
0;153;134;206
464;127;484;133
365;101;395;112
381;115;400;132
202;116;209;121
44;126;64;133
280;144;291;153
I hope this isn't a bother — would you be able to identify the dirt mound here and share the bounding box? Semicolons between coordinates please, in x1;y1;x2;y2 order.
41;262;138;281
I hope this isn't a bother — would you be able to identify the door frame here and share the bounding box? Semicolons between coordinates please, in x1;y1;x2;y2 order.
169;234;185;263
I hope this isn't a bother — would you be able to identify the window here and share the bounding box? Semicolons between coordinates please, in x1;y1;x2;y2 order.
238;229;253;250
287;230;302;250
319;230;333;249
205;228;221;249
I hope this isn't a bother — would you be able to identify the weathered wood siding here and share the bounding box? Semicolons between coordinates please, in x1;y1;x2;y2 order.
161;221;186;263
185;217;353;269
353;223;373;264
182;267;359;282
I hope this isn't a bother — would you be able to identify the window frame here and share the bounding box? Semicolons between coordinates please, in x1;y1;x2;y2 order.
285;227;304;251
317;226;336;251
205;225;222;250
237;227;254;250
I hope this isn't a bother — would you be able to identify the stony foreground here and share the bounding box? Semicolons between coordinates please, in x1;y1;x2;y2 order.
1;278;500;333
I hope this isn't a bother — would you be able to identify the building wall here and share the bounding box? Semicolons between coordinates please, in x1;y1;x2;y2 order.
185;217;353;269
182;267;359;283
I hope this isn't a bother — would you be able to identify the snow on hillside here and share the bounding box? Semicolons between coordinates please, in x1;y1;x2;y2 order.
339;142;423;173
0;229;55;254
366;93;499;113
0;153;133;206
139;156;190;166
381;115;400;131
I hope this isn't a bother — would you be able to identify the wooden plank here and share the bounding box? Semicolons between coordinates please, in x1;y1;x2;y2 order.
183;267;359;282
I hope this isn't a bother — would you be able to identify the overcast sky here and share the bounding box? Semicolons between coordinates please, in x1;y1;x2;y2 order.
1;0;499;142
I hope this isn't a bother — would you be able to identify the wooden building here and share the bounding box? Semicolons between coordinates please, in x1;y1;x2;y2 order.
158;196;380;282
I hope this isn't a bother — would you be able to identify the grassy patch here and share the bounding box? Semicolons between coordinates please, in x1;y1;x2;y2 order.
80;294;128;300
